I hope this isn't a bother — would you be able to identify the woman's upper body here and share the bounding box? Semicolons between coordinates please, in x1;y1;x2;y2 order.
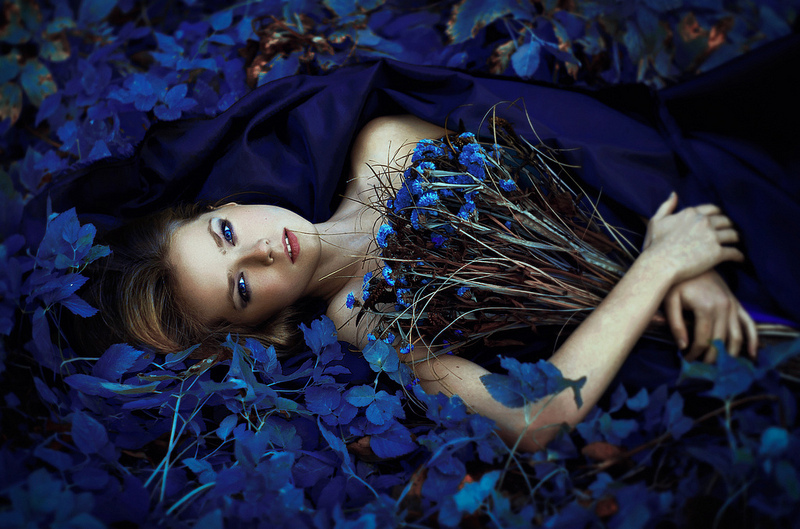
169;114;756;452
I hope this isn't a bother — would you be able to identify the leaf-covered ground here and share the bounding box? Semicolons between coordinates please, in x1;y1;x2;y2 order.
1;1;799;528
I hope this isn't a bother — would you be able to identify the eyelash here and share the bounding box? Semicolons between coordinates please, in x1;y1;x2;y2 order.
219;219;250;305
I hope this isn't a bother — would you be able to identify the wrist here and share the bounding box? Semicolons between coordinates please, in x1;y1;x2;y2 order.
632;249;680;290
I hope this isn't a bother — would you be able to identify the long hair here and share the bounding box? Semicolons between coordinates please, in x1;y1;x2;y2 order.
70;203;321;360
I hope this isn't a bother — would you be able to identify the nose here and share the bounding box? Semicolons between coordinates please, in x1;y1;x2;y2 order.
241;238;273;265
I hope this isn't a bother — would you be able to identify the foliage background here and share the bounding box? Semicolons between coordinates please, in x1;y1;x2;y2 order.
1;0;799;527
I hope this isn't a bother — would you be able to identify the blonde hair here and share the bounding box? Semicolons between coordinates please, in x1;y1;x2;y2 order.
73;204;319;359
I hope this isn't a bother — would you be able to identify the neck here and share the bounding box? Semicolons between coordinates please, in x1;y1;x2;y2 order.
305;215;375;302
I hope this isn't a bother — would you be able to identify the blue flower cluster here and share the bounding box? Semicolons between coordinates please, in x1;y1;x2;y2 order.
376;223;395;248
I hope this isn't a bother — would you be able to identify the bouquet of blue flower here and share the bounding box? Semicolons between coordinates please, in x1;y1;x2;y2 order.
357;116;644;356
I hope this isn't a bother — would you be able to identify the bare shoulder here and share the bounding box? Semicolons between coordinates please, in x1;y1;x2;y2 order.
348;116;446;194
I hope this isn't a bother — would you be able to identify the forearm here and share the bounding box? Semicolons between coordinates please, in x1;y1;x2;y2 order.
415;251;676;452
544;252;674;424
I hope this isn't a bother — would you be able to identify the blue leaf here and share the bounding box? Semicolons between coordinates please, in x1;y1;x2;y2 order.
78;0;118;25
362;339;399;374
447;0;533;44
510;41;541;79
86;140;111;162
33;377;59;406
61;294;99;317
300;316;338;357
627;388;649;411
344;384;376;407
439;470;500;527
318;419;354;474
758;427;789;458
217;414;238;441
233;428;270;468
481;373;524;407
209;10;233;31
623;22;646;62
31;307;59;371
305;385;341;416
35;92;62;127
33;445;73;471
163;344;200;367
370;422;417;459
366;390;404;426
705;340;756;400
20;59;57;107
246;338;280;376
207;34;235;46
324;0;357;16
92;344;151;382
257;55;300;86
72;411;109;454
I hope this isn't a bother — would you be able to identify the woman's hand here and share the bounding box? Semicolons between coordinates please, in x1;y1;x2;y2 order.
642;192;744;284
665;270;758;362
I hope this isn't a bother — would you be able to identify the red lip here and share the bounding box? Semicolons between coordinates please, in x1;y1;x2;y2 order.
284;229;299;264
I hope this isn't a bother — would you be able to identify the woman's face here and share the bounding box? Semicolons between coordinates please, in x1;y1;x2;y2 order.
169;203;321;326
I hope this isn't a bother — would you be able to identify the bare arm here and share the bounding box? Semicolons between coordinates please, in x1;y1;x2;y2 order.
409;193;745;452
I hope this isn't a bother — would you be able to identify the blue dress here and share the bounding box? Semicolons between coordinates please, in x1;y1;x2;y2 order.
25;34;800;388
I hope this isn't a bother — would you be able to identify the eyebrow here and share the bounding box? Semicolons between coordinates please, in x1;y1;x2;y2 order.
207;218;238;312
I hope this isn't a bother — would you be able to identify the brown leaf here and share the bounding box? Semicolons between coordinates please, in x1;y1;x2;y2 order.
595;496;619;518
582;441;623;461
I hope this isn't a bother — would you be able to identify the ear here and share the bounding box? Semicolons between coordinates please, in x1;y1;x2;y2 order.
215;201;239;209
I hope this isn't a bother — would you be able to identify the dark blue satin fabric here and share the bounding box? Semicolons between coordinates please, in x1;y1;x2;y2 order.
26;34;800;389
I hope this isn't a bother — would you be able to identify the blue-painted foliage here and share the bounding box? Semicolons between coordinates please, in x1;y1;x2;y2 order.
2;0;800;527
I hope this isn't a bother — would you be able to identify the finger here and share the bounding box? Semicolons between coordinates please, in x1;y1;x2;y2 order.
695;204;722;216
665;293;689;350
687;312;713;362
716;228;740;244
652;191;678;220
704;314;728;364
709;214;734;230
719;247;745;263
739;305;759;359
727;305;743;357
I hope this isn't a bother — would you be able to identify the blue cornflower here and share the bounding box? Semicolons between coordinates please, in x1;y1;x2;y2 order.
409;180;423;196
459;144;486;181
459;202;476;220
458;132;476;141
346;292;356;309
405;377;420;389
465;191;478;203
377;224;395;248
411;210;422;230
396;288;411;308
393;187;412;214
383;332;396;344
418;191;439;208
362;271;373;301
412;139;444;162
499;178;517;192
382;264;395;286
431;233;446;248
417;161;436;173
400;343;415;355
505;221;513;229
367;333;377;342
457;286;470;297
